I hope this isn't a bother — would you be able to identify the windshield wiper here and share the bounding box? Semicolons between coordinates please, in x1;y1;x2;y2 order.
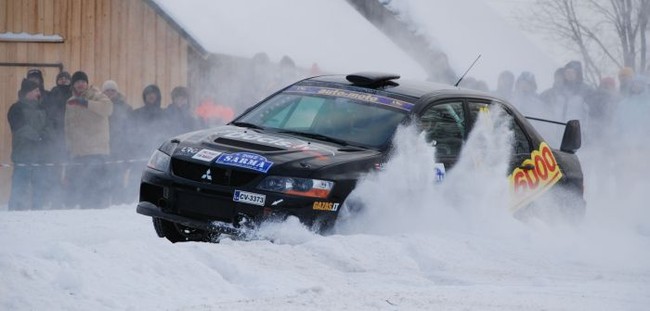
231;121;265;130
278;130;350;146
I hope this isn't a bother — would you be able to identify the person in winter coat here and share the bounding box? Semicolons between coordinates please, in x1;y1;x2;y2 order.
494;70;515;101
613;75;650;149
64;71;113;208
164;86;198;137
40;71;72;208
6;79;49;210
26;68;51;100
102;80;136;204
132;84;167;158
511;72;545;116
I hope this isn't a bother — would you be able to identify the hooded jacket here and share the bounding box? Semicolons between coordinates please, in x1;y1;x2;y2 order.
7;97;49;163
65;86;113;157
132;84;167;157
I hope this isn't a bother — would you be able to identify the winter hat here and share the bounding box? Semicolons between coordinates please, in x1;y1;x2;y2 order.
102;80;119;92
70;71;89;85
26;68;44;82
19;78;40;98
600;77;616;90
171;86;189;99
618;67;634;78
56;71;71;81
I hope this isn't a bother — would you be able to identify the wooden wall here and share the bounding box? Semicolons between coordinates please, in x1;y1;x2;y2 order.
0;0;191;205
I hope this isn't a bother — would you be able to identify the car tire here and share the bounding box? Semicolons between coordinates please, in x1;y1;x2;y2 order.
152;217;187;243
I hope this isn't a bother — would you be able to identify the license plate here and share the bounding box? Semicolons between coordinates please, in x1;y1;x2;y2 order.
233;190;266;206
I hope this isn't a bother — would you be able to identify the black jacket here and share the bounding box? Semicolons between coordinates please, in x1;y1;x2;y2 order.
7;98;50;163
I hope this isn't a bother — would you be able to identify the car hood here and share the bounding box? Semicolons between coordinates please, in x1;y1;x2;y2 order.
171;126;381;175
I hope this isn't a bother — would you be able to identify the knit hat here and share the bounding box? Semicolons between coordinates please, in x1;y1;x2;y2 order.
56;71;71;81
618;67;634;78
26;68;43;81
19;78;40;98
70;71;89;85
171;86;189;99
102;80;119;92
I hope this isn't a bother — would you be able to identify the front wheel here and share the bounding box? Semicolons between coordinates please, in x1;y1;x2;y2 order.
152;218;209;243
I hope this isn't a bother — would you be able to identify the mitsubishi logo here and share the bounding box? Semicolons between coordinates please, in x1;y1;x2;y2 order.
201;168;212;181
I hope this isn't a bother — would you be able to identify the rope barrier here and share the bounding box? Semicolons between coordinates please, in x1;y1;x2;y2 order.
0;158;149;168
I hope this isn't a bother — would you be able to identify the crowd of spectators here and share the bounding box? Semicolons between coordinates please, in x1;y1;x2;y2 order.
462;60;650;148
5;69;234;211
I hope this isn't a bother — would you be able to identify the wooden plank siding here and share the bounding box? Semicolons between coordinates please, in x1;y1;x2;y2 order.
0;0;194;205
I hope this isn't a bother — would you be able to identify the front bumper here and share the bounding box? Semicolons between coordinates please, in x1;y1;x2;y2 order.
137;201;252;237
137;167;341;235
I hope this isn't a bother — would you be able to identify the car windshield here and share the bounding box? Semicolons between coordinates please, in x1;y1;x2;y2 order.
236;85;411;149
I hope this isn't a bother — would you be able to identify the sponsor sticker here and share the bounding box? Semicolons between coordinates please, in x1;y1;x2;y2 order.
219;130;335;155
312;201;340;211
178;146;200;155
215;152;273;173
285;85;415;111
191;149;221;162
233;190;266;206
434;163;446;182
508;142;563;211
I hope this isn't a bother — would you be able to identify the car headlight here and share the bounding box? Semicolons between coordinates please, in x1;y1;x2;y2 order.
147;149;171;172
257;176;334;199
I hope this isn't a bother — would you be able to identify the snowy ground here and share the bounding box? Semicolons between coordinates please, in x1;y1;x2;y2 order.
2;118;649;310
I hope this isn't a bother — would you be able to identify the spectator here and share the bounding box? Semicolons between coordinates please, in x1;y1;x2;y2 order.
64;71;113;208
132;84;167;156
102;80;135;204
512;71;544;117
164;86;198;136
560;61;592;123
586;77;619;143
26;68;50;99
494;70;515;100
6;79;49;210
540;67;567;120
246;52;275;105
41;71;72;208
613;75;650;148
618;67;635;98
195;96;235;128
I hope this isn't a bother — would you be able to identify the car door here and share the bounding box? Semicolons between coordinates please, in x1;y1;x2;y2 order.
465;100;534;171
417;100;467;170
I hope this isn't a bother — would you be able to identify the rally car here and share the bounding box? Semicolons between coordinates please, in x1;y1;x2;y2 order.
137;72;584;243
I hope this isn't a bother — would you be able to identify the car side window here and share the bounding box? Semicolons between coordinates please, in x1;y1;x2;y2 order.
467;101;531;154
419;101;465;157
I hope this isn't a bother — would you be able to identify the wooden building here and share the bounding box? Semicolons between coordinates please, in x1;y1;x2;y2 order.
0;0;210;205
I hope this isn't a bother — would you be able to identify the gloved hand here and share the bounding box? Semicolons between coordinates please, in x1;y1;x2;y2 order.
68;97;88;108
77;97;88;107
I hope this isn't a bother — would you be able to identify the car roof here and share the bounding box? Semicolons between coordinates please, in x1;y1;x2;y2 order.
305;73;507;105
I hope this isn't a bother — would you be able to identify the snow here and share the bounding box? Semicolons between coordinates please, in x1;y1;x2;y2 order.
0;32;64;42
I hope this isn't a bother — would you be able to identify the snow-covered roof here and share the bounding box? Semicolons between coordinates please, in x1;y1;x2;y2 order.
152;0;428;79
0;32;64;42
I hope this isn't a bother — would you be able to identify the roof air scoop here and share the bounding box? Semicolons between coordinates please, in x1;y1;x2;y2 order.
346;72;400;87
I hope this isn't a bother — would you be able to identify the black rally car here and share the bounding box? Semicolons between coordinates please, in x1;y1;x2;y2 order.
137;72;584;242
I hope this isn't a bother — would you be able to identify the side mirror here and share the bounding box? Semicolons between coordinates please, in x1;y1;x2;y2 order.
560;119;581;153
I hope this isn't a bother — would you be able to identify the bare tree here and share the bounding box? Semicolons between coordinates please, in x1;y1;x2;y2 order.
526;0;650;85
